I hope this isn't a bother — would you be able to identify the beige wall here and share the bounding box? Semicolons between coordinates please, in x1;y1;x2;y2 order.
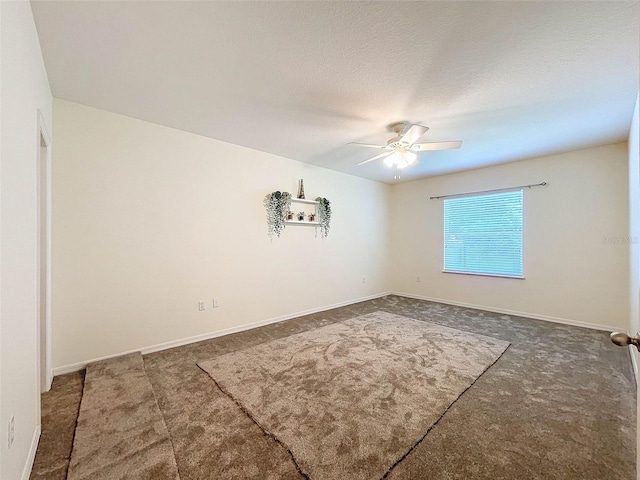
1;2;53;479
389;143;630;330
53;99;632;371
52;99;390;370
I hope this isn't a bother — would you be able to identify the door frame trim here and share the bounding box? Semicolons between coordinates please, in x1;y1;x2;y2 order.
36;109;52;394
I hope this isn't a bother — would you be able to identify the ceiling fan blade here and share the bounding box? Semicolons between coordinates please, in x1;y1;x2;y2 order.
410;141;463;151
356;151;392;166
348;142;386;149
400;124;429;145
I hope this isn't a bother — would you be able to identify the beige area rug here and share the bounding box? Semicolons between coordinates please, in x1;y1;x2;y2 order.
68;352;180;480
198;311;509;479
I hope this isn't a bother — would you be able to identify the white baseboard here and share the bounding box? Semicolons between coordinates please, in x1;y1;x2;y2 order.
53;292;391;376
22;425;41;480
391;292;619;332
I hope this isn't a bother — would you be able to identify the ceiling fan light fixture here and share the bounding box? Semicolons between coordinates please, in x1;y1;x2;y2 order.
405;151;417;166
383;151;400;168
383;150;417;169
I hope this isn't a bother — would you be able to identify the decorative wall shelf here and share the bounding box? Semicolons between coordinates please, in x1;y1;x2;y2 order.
291;198;319;205
264;189;330;238
288;198;319;226
286;220;320;226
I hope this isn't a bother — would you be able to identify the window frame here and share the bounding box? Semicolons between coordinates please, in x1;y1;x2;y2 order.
442;189;525;279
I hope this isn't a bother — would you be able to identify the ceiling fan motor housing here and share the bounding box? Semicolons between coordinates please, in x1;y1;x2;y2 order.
389;122;408;134
386;136;404;148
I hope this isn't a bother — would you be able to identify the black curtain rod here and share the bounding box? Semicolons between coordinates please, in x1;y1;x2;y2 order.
429;182;548;200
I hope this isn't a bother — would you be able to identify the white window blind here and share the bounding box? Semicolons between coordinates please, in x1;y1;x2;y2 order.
443;190;523;277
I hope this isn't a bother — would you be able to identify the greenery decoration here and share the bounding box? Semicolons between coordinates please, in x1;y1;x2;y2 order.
315;197;331;237
263;191;292;238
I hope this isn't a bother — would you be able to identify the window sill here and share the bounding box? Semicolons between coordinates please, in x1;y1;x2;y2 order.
442;270;525;280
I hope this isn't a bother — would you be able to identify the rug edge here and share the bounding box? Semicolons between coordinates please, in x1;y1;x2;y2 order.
381;342;512;479
195;363;311;479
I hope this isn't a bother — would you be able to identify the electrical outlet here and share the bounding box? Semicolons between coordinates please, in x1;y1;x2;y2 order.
416;276;421;283
213;298;219;308
198;301;205;311
362;277;366;284
8;415;14;449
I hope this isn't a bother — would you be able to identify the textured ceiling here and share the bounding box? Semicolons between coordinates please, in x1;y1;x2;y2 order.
31;1;639;184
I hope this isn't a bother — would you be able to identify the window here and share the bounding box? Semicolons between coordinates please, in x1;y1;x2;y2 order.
443;190;523;278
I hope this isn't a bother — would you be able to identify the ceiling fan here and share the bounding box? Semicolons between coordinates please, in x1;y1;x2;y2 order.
350;122;462;177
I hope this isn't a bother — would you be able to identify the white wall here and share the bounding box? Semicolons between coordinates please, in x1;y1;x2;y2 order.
389;143;630;330
627;94;639;480
52;99;390;370
629;94;639;349
1;2;53;479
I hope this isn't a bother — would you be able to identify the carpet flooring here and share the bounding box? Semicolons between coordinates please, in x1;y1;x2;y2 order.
30;370;84;480
67;353;179;480
199;312;509;480
31;295;636;479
